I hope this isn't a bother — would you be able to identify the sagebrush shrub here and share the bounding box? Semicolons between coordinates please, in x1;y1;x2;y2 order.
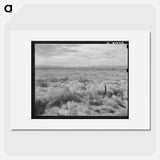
89;99;103;106
48;87;81;108
35;98;48;115
39;81;48;88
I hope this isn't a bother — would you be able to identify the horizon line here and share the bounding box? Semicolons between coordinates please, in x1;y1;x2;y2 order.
35;65;127;68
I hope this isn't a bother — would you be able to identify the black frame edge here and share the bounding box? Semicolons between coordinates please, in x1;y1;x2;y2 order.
31;41;129;120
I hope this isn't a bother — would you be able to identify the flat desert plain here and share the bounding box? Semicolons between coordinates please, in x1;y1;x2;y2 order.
35;66;128;117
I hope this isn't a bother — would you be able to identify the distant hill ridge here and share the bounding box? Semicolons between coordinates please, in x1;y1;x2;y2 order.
35;65;127;69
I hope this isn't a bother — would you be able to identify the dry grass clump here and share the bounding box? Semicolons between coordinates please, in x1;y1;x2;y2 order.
79;78;89;84
89;99;103;106
47;87;81;108
49;76;69;83
44;106;71;116
111;88;123;97
91;105;116;114
44;101;85;116
36;79;49;88
39;82;49;88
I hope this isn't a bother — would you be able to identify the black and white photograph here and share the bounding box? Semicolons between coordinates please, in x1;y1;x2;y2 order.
32;41;129;119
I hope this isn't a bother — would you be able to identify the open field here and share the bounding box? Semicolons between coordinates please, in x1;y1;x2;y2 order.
35;67;128;117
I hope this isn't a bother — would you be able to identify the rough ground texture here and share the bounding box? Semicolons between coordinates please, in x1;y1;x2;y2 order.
35;67;128;117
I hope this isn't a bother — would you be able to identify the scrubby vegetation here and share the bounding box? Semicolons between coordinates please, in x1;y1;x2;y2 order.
35;67;128;117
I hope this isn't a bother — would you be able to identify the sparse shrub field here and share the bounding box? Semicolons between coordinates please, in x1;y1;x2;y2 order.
35;67;128;117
